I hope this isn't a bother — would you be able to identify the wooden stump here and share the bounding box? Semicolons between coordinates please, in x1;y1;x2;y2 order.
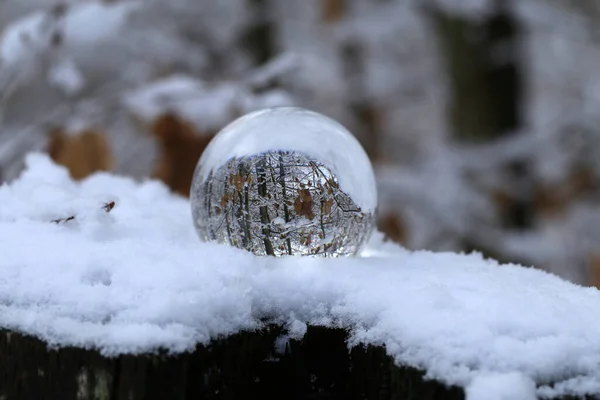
0;326;463;400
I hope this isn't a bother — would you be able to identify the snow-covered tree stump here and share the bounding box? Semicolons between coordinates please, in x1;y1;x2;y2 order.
2;155;600;400
0;326;462;400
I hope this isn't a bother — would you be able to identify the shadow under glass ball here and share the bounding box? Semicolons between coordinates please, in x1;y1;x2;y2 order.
191;150;374;257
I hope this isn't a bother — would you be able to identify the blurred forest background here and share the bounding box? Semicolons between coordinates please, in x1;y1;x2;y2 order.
2;0;600;286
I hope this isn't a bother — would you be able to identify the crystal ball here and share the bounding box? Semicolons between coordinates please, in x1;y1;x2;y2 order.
190;107;377;257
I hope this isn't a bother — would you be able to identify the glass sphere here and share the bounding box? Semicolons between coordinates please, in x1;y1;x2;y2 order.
190;107;377;257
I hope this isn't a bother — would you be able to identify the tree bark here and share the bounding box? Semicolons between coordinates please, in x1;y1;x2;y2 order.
428;1;535;231
0;326;463;400
240;0;276;66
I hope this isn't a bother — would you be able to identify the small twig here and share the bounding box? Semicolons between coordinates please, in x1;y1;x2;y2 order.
51;215;75;224
51;201;116;224
308;161;360;213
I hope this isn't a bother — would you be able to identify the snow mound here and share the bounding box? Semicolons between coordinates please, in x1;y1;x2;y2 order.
1;154;600;399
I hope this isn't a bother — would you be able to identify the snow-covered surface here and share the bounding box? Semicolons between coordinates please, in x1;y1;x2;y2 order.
466;373;537;400
197;107;378;212
1;155;600;399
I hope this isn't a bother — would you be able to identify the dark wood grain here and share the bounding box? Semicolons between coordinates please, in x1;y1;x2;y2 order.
0;326;463;400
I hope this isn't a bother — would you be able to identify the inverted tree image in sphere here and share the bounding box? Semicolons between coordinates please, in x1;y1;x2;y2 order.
190;107;378;257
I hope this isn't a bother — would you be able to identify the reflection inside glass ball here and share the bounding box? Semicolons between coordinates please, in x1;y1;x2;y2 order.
190;107;377;257
193;150;374;256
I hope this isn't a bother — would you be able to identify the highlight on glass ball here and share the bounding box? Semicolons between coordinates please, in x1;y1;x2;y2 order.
190;107;378;257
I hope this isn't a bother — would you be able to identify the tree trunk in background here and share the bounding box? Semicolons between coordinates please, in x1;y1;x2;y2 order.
322;0;346;23
430;1;521;141
0;326;463;400
241;0;276;66
429;0;534;230
340;40;383;164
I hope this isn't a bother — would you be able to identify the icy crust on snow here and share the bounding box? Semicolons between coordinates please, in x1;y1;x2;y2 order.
3;155;600;399
197;107;378;212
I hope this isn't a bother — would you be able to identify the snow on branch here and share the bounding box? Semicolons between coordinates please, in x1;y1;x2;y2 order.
1;154;600;399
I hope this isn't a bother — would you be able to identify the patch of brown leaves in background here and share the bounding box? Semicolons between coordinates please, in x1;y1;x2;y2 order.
151;113;214;197
294;188;315;220
48;128;114;180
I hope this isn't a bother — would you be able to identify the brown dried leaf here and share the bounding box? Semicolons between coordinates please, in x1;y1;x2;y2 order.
294;189;315;220
221;193;229;207
300;189;311;200
102;201;115;213
234;174;244;190
323;198;333;215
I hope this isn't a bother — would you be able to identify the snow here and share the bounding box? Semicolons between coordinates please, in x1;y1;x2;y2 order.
197;107;378;212
47;57;86;96
121;74;239;133
61;2;139;47
121;75;296;133
0;10;45;65
0;1;139;65
2;154;600;399
466;373;536;400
